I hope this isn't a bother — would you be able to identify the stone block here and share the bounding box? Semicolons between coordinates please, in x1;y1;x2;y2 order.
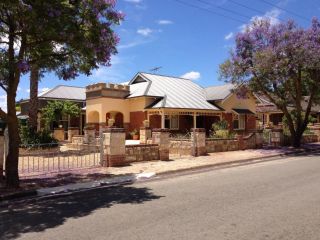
140;127;152;144
68;127;79;142
152;129;170;160
54;128;65;141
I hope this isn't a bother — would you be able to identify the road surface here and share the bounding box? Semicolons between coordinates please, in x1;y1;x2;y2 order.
1;152;320;240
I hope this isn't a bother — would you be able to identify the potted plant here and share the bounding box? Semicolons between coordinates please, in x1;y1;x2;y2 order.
130;129;139;140
107;118;115;127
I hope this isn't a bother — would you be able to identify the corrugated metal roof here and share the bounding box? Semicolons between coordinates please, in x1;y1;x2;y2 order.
128;73;220;111
39;85;86;101
205;83;235;101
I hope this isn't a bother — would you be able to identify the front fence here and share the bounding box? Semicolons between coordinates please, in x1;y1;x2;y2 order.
18;142;101;177
169;132;194;158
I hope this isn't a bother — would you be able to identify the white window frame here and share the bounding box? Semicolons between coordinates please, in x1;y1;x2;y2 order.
165;115;179;130
233;114;245;130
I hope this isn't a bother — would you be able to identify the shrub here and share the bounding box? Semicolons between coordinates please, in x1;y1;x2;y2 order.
212;120;229;131
20;126;58;146
210;120;234;139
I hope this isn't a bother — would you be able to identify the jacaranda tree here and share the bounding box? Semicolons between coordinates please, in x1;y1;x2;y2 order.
0;0;123;187
220;18;320;148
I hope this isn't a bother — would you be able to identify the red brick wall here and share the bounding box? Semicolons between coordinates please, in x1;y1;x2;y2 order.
222;113;233;131
150;115;161;129
246;115;256;130
129;111;146;131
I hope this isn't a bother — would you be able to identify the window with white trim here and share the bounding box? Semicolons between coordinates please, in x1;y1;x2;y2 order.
233;114;245;130
165;115;179;129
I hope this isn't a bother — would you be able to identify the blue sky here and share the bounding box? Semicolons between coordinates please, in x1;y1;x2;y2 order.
1;0;319;111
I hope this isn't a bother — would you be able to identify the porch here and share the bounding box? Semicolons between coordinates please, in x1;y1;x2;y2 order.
146;109;222;135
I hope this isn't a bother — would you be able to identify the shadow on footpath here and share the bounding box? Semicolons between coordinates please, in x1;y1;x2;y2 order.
0;185;163;240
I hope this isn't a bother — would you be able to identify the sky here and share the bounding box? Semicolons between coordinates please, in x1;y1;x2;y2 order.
1;0;320;111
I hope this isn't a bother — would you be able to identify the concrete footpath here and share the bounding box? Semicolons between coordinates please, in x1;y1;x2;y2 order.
2;143;320;202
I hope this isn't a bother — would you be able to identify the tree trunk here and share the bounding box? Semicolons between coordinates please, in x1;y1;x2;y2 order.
28;65;40;132
291;128;304;148
5;92;20;188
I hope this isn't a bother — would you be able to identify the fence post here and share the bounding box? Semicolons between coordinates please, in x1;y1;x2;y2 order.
191;128;206;157
84;126;96;144
68;127;79;142
152;129;170;161
270;128;284;147
102;128;126;167
140;127;151;144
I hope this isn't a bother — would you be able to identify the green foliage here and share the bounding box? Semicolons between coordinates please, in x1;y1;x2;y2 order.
20;125;57;146
212;120;229;131
130;129;138;136
213;130;230;139
42;101;81;129
210;120;235;139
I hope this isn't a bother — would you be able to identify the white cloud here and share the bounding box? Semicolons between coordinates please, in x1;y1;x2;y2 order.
118;39;152;49
137;28;153;37
239;8;282;32
180;71;201;81
224;32;234;40
124;0;142;3
157;20;173;25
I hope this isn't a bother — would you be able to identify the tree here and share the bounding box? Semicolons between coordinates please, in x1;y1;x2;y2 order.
0;0;123;188
220;18;320;147
41;101;81;130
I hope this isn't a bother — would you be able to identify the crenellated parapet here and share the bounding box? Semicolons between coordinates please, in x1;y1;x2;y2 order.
86;82;130;99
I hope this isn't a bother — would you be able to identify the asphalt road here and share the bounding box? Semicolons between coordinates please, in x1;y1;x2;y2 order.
2;152;320;240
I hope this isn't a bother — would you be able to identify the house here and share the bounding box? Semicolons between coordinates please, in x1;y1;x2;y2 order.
256;94;320;127
19;85;86;137
85;72;258;136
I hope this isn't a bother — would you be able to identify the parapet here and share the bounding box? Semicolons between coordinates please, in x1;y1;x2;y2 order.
86;83;130;99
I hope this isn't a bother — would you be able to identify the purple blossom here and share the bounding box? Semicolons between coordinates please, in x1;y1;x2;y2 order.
17;60;30;73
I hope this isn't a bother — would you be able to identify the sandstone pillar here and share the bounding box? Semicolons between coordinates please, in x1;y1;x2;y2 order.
84;126;96;144
270;128;283;147
140;127;152;144
102;128;126;167
152;129;170;161
67;127;79;142
191;128;206;156
53;128;65;141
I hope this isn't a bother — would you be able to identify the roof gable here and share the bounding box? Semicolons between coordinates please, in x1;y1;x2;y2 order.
128;72;220;111
205;84;235;101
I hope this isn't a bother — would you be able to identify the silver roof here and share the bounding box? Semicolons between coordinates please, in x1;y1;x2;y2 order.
39;85;86;101
128;73;220;111
205;83;235;101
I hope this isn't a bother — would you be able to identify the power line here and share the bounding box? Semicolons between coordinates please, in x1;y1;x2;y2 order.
195;0;253;20
172;0;247;24
228;0;286;22
259;0;310;22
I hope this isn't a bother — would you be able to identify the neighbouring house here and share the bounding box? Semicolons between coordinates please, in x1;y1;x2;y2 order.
19;85;86;139
85;72;258;136
256;94;320;127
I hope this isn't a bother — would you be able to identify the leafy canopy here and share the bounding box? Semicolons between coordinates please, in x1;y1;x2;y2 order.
220;18;320;146
41;101;81;129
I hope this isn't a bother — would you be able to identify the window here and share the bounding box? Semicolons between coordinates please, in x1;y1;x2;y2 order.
165;115;179;129
233;114;245;130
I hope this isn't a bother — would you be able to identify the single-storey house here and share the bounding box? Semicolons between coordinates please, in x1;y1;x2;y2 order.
256;94;320;127
19;85;86;137
86;72;258;135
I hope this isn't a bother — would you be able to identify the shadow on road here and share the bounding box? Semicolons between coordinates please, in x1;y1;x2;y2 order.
0;185;163;240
